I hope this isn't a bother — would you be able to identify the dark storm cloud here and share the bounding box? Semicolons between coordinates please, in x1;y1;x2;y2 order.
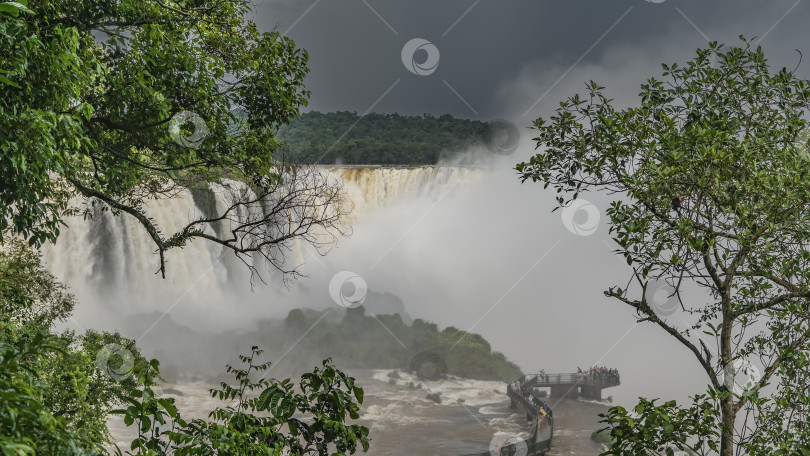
250;0;810;120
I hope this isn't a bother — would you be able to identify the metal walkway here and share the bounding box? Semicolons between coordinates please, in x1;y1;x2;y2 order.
459;371;620;455
459;374;553;456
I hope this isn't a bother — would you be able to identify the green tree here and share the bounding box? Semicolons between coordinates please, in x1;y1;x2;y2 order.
2;2;370;453
517;38;810;455
0;333;103;456
1;236;371;455
115;348;369;456
0;238;74;325
1;0;347;281
1;240;153;448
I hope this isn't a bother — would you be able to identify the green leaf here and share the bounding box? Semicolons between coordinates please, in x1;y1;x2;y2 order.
0;1;33;15
0;74;21;88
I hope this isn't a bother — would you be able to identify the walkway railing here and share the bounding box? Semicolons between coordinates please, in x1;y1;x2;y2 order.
458;371;620;455
531;372;620;387
459;374;553;456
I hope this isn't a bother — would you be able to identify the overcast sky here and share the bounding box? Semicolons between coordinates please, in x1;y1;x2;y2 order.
249;0;810;124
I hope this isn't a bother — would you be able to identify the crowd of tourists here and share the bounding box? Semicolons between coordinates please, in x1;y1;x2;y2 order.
576;366;619;382
530;367;619;383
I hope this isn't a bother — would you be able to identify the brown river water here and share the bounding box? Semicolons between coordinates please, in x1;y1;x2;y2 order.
107;369;608;455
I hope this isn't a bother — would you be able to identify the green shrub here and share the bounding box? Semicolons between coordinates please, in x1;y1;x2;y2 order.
116;348;370;455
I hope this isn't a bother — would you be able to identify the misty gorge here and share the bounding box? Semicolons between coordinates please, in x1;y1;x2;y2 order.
41;162;626;455
7;0;810;456
11;2;810;453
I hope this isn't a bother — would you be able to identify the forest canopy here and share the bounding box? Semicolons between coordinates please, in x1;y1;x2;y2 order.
277;111;499;165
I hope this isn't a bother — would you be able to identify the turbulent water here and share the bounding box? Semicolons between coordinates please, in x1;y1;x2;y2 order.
44;165;610;455
105;370;608;455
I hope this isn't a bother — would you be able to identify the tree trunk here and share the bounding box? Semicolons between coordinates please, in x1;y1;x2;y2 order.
720;297;735;456
720;394;735;456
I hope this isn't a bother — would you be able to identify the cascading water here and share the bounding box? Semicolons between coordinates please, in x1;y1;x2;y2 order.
42;166;482;331
331;166;481;218
43;187;232;327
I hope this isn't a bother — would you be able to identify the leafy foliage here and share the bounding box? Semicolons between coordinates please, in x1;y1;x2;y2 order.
0;238;74;325
0;239;371;455
0;333;102;456
0;240;153;448
2;3;371;452
518;38;810;455
114;347;370;455
1;0;344;280
600;397;719;456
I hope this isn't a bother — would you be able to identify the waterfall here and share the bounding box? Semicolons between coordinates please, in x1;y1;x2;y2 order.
42;187;234;329
328;166;481;218
42;166;483;331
